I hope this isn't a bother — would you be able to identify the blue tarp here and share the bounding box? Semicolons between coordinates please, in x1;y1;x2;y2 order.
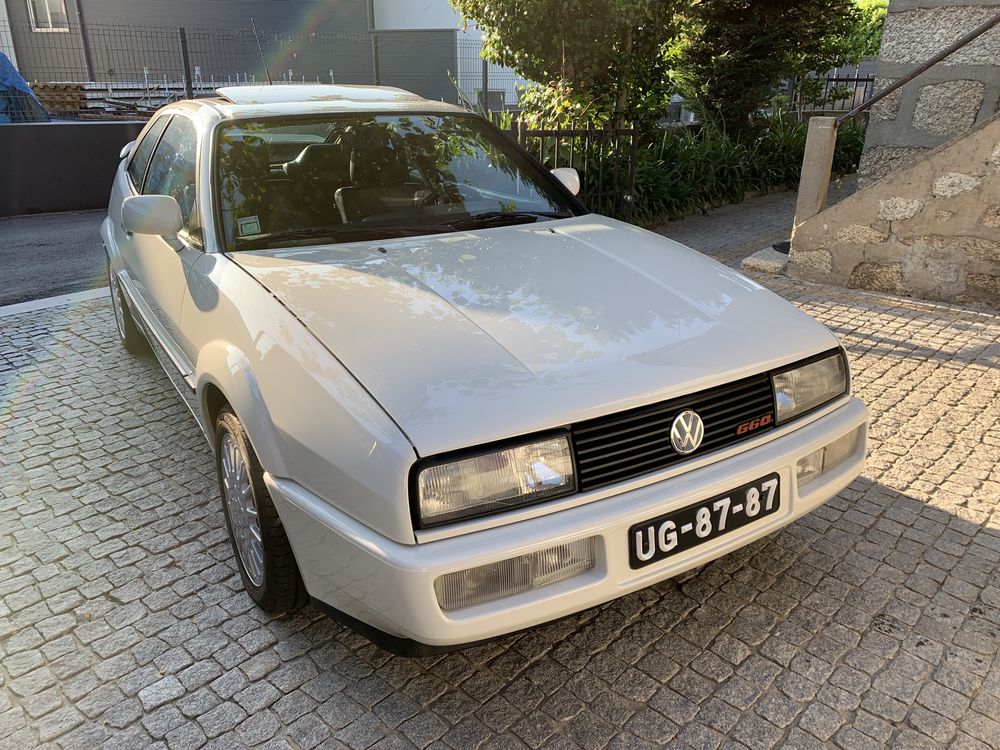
0;52;49;123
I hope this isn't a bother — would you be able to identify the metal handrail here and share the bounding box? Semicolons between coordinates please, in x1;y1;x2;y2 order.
837;10;1000;124
790;9;1000;242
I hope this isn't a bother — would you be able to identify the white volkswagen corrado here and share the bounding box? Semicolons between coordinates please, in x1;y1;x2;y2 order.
103;85;868;654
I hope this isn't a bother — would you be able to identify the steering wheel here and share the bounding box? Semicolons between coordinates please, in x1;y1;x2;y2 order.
415;190;438;208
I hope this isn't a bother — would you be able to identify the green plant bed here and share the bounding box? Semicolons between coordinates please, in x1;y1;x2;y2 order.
631;115;866;226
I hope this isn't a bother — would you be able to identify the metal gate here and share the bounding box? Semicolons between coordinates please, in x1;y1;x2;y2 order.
501;120;638;222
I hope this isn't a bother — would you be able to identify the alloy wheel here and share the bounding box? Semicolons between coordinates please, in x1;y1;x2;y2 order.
220;432;265;586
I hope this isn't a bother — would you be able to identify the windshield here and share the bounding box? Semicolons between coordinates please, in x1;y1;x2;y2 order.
214;113;581;250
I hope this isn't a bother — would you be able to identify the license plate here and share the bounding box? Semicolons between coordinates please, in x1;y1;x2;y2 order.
628;473;781;569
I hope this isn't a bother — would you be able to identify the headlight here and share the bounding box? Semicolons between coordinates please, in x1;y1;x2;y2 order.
772;351;848;424
416;435;576;527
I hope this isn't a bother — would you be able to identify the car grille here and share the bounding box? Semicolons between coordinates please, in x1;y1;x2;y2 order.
571;374;776;491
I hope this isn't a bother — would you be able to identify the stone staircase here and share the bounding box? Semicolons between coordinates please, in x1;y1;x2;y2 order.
783;111;999;308
742;1;1000;309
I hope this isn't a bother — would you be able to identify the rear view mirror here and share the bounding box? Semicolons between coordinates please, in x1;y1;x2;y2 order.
551;167;581;196
122;195;183;237
120;140;136;160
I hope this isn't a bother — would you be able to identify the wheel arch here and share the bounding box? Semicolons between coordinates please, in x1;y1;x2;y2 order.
195;341;288;478
202;381;229;429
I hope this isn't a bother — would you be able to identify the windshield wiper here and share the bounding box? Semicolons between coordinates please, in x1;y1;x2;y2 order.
231;223;451;250
447;210;571;230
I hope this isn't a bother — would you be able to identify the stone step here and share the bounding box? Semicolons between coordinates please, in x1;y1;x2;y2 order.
741;247;790;275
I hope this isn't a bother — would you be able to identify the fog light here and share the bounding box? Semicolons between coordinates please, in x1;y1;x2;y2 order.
434;538;597;611
796;427;861;487
796;448;825;486
823;427;859;469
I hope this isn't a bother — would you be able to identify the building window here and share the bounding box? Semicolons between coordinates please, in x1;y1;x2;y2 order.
27;0;70;31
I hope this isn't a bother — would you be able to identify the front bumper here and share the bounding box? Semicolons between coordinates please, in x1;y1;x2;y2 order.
268;397;868;649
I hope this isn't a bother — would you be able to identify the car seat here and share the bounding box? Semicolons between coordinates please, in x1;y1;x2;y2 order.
283;144;352;227
334;128;424;223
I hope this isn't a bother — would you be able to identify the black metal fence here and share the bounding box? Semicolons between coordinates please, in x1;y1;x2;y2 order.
2;22;372;86
3;18;875;123
790;71;877;115
501;119;638;222
455;39;525;111
0;21;524;119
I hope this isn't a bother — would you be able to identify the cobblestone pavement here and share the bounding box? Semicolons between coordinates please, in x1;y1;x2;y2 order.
2;193;999;750
655;175;859;269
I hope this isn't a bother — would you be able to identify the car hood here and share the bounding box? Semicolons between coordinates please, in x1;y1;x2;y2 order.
231;216;839;456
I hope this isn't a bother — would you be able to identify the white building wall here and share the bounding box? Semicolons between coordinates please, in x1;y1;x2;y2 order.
372;0;463;29
373;0;528;109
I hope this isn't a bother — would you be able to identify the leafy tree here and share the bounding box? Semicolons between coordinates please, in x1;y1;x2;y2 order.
782;0;888;121
450;0;684;126
672;0;864;137
839;0;889;61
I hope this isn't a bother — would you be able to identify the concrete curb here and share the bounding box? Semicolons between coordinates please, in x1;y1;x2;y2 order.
0;287;110;318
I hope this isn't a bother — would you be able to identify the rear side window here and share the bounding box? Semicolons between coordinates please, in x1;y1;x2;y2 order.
127;115;170;189
144;116;199;231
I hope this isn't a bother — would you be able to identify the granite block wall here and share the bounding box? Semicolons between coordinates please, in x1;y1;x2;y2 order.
858;0;1000;186
790;113;1000;307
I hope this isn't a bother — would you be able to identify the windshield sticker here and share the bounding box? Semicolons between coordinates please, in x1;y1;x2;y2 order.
237;216;262;236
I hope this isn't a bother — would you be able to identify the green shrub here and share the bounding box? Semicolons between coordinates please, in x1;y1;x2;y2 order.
832;116;866;175
631;128;750;223
631;114;865;225
508;108;866;226
745;112;808;191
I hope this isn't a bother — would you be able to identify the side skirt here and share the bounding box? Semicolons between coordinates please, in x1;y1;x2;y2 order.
118;279;212;445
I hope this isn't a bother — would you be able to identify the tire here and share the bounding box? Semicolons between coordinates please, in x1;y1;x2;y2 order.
214;406;308;613
107;258;149;354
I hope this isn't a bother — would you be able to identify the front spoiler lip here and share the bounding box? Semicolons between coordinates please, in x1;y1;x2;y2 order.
310;597;526;657
269;396;868;647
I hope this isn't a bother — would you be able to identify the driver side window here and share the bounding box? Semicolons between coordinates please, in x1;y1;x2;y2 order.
126;115;170;189
144;116;199;234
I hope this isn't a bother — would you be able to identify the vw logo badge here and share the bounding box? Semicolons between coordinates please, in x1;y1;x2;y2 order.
670;410;704;455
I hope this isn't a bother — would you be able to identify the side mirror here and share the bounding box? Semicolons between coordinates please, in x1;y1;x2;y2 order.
551;167;580;196
120;140;136;160
122;195;183;237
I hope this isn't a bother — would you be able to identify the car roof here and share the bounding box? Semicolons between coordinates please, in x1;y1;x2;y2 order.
193;84;470;120
215;84;422;105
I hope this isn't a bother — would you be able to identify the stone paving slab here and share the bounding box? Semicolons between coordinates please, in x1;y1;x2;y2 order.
654;175;859;269
1;194;999;750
